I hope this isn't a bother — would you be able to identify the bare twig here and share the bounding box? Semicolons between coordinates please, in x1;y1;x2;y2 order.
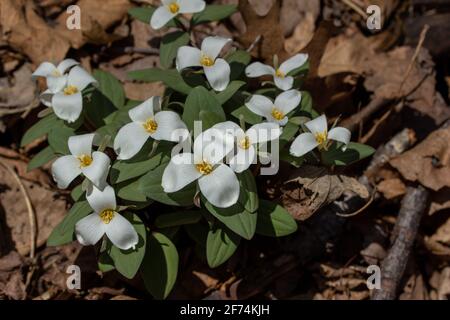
246;35;262;53
123;47;159;55
371;185;429;300
342;0;368;19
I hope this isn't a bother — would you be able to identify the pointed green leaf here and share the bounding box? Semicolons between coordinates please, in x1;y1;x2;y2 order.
27;146;56;171
256;200;297;237
206;223;240;268
322;142;375;166
155;211;202;228
160;31;190;69
21;113;59;147
128;68;192;95
191;4;237;25
93;70;125;109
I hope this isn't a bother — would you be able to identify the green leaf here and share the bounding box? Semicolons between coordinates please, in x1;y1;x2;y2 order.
184;223;208;247
109;212;146;279
216;80;245;104
231;105;262;125
98;251;115;273
21;113;59;147
322;142;375;166
142;232;179;299
191;4;237;25
206;223;240;268
84;89;117;128
71;183;85;201
129;6;177;27
182;86;225;131
226;50;251;80
160;31;190;69
116;178;148;202
93;70;125;109
138;162;196;206
47;201;91;246
128;68;192;95
199;110;223;130
238;170;258;213
48;126;76;155
256;200;297;237
279;122;299;149
155;211;202;229
27;146;56;171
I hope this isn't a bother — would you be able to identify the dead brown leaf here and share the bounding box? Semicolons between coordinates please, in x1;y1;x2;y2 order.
377;178;407;200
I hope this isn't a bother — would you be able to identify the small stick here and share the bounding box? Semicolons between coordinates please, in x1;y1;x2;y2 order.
371;185;429;300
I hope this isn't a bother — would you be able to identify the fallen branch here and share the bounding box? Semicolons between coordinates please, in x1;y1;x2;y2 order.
371;185;429;300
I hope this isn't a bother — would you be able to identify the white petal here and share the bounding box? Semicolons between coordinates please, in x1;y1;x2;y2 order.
67;66;97;91
247;122;281;144
57;59;79;74
75;213;106;246
114;122;150;160
105;213;139;250
204;58;230;92
68;133;96;157
245;94;273;118
162;153;201;192
150;5;177;29
194;128;234;165
40;89;53;107
51;92;83;123
86;184;117;213
305;114;328;136
176;46;202;71
267;116;288;126
213;121;244;139
289;133;319;157
198;164;239;208
161;0;172;5
275;89;301;114
230;146;256;173
274;75;294;91
32;62;57;78
245;62;275;78
178;0;206;14
328;127;351;148
46;75;67;94
151;111;187;142
81;151;110;189
51;155;81;189
201;36;231;60
129;97;159;123
279;53;309;74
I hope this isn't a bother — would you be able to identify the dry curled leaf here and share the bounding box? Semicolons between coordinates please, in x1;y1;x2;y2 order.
281;165;369;221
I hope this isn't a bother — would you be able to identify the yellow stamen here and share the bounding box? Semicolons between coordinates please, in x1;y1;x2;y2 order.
200;55;215;67
271;107;284;121
239;136;251;150
78;154;93;168
196;161;213;175
99;209;115;224
315;131;328;147
168;2;180;14
143;118;158;133
63;85;79;96
275;69;285;78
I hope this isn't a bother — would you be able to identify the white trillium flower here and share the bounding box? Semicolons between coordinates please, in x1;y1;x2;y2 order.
32;59;79;93
245;89;302;126
49;66;97;123
114;96;188;160
150;0;206;29
176;36;232;92
51;133;110;190
75;185;138;250
213;121;281;173
245;53;308;91
162;127;239;208
290;114;351;157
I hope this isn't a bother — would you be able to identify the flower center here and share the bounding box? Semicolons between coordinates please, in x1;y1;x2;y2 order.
200;55;215;67
168;2;180;14
63;85;79;96
77;154;93;168
315;131;328;146
143;118;158;133
99;209;115;224
275;69;285;78
239;136;251;150
271;107;285;121
196;161;213;175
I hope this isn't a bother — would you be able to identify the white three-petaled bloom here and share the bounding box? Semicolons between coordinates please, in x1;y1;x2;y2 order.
75;185;138;250
150;0;206;29
114;96;188;160
213;121;281;173
51;133;110;190
162;127;239;208
32;59;79;93
39;66;97;123
245;89;302;126
177;36;232;92
245;53;308;91
289;114;351;157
